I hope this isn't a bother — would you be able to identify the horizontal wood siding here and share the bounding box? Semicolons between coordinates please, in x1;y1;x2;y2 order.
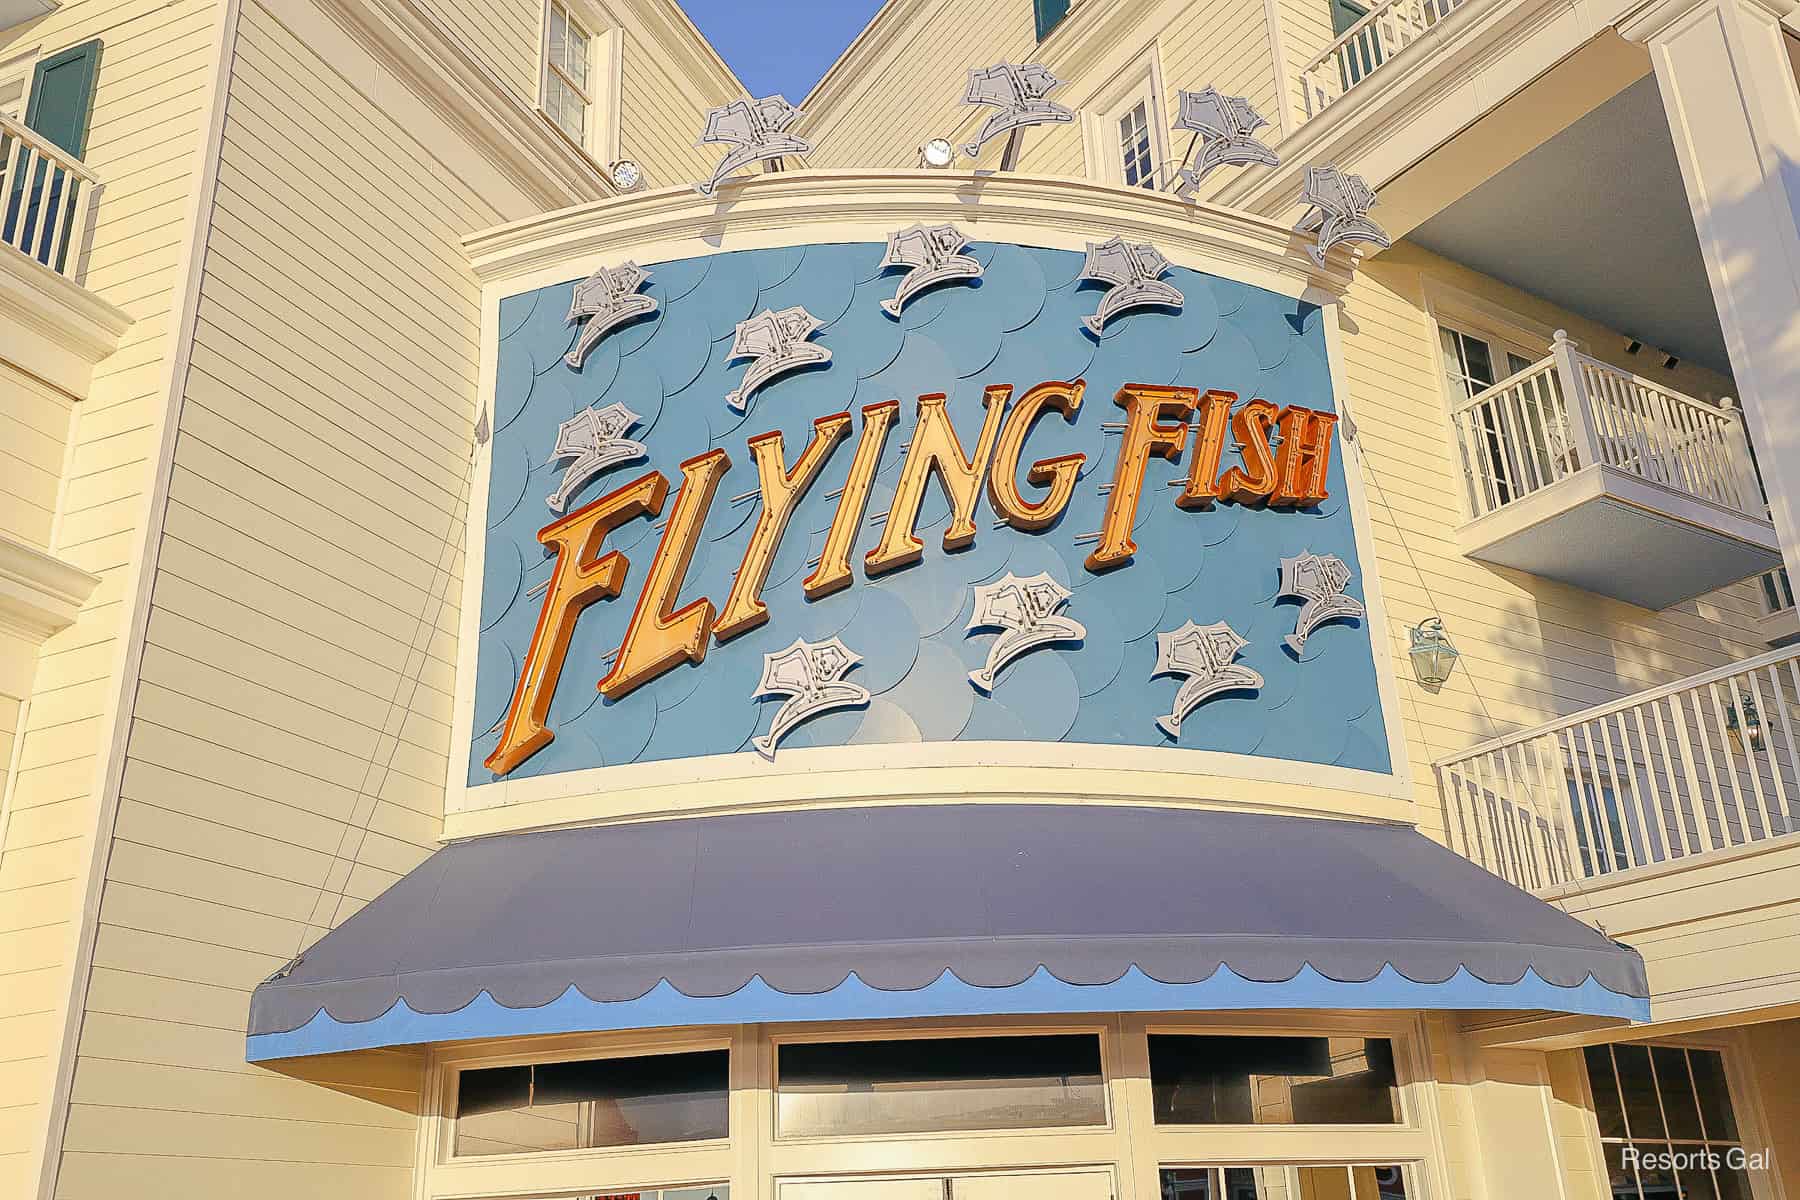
0;364;75;552
417;0;541;102
618;25;727;186
1347;244;1768;847
0;2;221;1196
44;0;495;1193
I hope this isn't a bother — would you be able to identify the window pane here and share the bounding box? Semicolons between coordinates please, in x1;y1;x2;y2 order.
1149;1035;1399;1125
1630;1144;1676;1200
1119;100;1153;189
454;1049;728;1157
1461;335;1496;388
1712;1165;1751;1200
1676;1165;1719;1200
1160;1168;1216;1199
566;22;590;91
1689;1050;1739;1142
1614;1045;1667;1141
1603;1142;1641;1200
1586;1046;1629;1139
1652;1047;1703;1141
777;1034;1105;1138
550;5;567;72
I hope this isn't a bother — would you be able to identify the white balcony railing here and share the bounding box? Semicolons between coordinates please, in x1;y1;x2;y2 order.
1437;645;1800;892
1449;330;1764;524
0;112;99;279
1300;0;1467;119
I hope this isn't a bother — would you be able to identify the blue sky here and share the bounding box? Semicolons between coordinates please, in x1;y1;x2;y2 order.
677;0;886;101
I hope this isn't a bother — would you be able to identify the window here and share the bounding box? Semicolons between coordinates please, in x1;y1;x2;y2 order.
1161;1165;1411;1198
1585;1044;1751;1200
453;1048;729;1157
1118;100;1155;189
545;1;593;147
1593;1046;1748;1198
776;1033;1106;1138
1568;772;1631;876
1438;322;1549;509
0;50;32;123
1035;0;1072;40
1150;1035;1400;1125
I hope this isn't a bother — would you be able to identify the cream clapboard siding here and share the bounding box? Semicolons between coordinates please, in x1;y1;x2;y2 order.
0;365;75;552
617;23;733;186
1345;242;1768;846
43;0;499;1192
803;0;1036;170
802;0;1280;184
0;2;222;1195
1276;0;1338;128
417;0;541;101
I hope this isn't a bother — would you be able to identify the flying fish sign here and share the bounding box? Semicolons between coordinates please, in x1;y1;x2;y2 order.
469;236;1392;784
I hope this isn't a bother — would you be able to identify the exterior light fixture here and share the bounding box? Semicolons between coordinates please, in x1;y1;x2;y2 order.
1726;693;1765;754
1663;354;1681;371
919;138;956;168
608;159;645;192
1407;617;1459;687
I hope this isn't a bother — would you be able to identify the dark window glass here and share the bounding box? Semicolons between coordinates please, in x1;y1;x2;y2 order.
777;1034;1105;1137
1689;1051;1739;1141
1033;0;1071;39
1652;1047;1703;1141
1676;1164;1719;1200
1602;1142;1640;1200
1614;1045;1666;1140
1149;1035;1399;1125
1159;1166;1408;1198
1587;1045;1628;1139
454;1049;728;1157
1631;1144;1677;1200
1714;1165;1751;1200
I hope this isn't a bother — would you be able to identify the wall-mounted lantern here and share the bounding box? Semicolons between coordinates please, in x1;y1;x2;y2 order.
1408;617;1459;687
1726;693;1765;754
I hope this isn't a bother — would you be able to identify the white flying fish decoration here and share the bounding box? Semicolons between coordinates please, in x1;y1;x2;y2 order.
545;403;646;513
694;95;813;197
1080;237;1184;335
725;306;831;414
565;262;657;369
1278;551;1365;653
1173;87;1279;197
879;223;983;317
1294;166;1390;267
959;62;1074;160
751;637;870;760
1152;620;1264;738
966;572;1086;692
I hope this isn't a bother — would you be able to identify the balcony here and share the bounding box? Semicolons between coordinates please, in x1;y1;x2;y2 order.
1447;331;1779;610
0;111;98;278
1437;645;1800;892
1299;0;1468;120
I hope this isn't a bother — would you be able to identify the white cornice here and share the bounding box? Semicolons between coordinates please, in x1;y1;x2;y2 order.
0;247;132;397
1212;0;1584;219
1617;0;1797;40
0;533;98;644
462;168;1360;294
309;0;612;214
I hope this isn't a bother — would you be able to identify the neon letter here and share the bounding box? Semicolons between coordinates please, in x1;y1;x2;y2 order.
716;413;852;641
804;400;899;600
988;379;1086;532
865;386;1010;576
1217;397;1280;505
1085;383;1195;572
484;472;666;776
598;449;731;700
1271;405;1338;507
1178;389;1237;510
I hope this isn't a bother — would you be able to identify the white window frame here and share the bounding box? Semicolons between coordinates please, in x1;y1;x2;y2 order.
0;47;39;125
539;0;622;166
1082;45;1169;191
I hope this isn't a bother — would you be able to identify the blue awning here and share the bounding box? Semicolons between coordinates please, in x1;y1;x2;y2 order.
248;805;1648;1060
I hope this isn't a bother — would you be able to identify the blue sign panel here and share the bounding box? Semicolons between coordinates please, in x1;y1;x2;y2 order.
471;241;1390;784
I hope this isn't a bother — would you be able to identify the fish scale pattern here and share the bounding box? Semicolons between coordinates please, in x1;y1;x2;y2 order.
473;242;1392;785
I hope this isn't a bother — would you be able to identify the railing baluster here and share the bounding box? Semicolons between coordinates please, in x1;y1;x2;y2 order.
1628;703;1672;861
1595;714;1647;868
1703;680;1756;844
1579;721;1632;872
1741;667;1784;835
1768;664;1800;825
1529;733;1572;883
1648;697;1699;858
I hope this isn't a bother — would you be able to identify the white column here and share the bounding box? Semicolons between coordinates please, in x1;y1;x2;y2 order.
1624;0;1800;580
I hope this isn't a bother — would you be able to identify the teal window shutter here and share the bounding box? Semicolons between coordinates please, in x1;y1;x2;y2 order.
1034;0;1071;40
1330;0;1369;34
25;39;103;158
6;40;101;271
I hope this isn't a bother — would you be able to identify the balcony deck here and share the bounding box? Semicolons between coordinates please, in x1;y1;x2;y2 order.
1437;644;1800;892
1447;331;1779;609
0;111;98;280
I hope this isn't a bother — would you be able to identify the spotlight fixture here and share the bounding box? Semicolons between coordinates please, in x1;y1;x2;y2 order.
608;158;645;192
919;137;956;168
1663;354;1681;371
1624;339;1642;355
